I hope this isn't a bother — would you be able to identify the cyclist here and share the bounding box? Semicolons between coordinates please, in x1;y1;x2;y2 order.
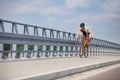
76;23;93;57
76;23;93;45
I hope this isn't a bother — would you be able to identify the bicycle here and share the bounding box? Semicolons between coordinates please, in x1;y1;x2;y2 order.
80;38;89;58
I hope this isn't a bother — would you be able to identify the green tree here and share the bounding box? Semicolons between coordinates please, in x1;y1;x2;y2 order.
2;44;10;59
54;46;57;51
27;45;33;58
16;44;23;58
60;46;63;51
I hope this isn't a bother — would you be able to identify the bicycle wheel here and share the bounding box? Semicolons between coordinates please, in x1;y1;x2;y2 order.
84;46;89;58
81;40;89;58
80;40;86;58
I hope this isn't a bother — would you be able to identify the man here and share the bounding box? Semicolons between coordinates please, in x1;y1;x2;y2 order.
76;23;93;46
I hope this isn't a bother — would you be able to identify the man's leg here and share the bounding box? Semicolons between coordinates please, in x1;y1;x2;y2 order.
80;40;85;57
87;34;93;46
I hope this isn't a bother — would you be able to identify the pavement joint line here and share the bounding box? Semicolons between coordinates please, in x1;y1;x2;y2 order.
15;60;120;80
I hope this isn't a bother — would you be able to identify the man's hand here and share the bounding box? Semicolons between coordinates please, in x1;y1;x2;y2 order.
76;35;80;42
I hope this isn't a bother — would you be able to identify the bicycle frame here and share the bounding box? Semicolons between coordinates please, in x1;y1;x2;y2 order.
80;39;89;58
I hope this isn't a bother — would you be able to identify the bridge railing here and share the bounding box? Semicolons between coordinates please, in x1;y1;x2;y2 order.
0;19;120;62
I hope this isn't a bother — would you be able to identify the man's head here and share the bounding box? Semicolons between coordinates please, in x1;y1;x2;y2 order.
80;23;85;28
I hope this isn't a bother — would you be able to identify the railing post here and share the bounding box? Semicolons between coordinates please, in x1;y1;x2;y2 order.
68;46;71;57
23;44;28;58
34;26;39;36
53;46;58;57
96;39;98;56
70;46;73;56
65;46;68;57
68;33;71;40
57;46;60;57
56;31;61;39
42;28;47;37
50;29;54;38
63;32;66;39
0;44;3;58
62;46;64;56
93;38;96;56
45;45;50;57
73;34;76;40
59;46;63;57
24;25;29;35
12;44;17;58
0;19;4;32
89;46;92;56
34;45;38;57
12;23;18;34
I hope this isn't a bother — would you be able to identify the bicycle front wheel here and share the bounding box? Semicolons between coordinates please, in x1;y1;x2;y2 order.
84;46;89;58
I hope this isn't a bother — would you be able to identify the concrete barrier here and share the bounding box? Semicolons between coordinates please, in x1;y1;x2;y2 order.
18;60;120;80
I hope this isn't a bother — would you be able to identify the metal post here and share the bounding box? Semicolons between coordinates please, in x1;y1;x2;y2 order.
24;45;28;58
51;45;54;57
0;44;3;58
50;29;54;38
0;20;4;32
34;45;38;57
73;34;76;40
63;32;66;39
68;33;71;40
24;25;29;35
12;44;17;59
12;23;18;34
42;45;45;58
34;26;39;36
42;28;47;37
56;31;60;39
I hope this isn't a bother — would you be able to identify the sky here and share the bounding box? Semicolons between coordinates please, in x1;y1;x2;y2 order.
0;0;120;44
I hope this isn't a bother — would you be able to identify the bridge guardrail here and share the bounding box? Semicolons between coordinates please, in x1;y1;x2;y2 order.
0;19;120;62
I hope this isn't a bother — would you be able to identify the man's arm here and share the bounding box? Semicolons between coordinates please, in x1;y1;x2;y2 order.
86;28;90;38
76;27;80;39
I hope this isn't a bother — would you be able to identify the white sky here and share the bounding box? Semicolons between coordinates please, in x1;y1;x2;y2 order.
0;0;120;44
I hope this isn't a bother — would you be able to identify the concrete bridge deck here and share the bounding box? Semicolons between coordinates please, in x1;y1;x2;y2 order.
0;56;120;80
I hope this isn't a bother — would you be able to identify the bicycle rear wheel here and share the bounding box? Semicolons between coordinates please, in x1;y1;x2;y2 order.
80;40;88;58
